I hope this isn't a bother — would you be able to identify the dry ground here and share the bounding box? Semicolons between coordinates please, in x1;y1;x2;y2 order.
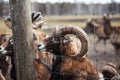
87;35;117;72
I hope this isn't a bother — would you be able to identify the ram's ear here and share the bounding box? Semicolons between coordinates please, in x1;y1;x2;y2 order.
32;12;36;22
52;37;60;43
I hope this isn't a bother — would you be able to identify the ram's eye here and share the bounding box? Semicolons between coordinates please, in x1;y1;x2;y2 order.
52;37;59;41
64;38;68;41
52;37;60;43
54;38;59;41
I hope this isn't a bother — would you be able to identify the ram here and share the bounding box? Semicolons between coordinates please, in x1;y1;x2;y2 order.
102;63;119;80
0;54;10;79
0;34;11;45
4;12;47;58
84;15;113;52
0;36;52;80
0;12;51;80
4;12;46;43
38;26;103;80
111;75;120;80
0;37;16;80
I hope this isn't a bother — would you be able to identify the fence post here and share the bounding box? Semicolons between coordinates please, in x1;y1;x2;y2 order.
10;0;35;80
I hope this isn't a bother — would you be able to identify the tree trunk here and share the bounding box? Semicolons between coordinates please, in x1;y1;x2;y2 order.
0;0;3;17
10;0;35;80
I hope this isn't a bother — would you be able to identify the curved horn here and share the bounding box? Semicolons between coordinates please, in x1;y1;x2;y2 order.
51;26;88;58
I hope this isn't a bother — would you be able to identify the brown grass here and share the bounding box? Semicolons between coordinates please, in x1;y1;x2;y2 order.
0;15;120;34
0;19;11;34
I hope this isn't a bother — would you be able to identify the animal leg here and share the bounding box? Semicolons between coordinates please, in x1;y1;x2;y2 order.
116;49;120;74
103;40;107;53
0;70;6;80
94;39;101;53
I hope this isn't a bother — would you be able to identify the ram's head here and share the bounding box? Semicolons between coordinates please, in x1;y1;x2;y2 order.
38;26;88;59
0;38;13;56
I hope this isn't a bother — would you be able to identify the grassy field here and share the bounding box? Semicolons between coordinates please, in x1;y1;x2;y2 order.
0;19;11;34
0;15;120;34
44;15;120;27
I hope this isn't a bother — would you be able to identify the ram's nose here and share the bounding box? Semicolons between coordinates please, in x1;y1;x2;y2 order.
37;43;46;52
0;46;5;52
0;46;7;54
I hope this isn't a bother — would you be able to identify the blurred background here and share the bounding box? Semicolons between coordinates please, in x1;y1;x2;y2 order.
0;0;120;31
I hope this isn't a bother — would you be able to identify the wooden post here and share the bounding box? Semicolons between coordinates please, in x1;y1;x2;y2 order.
10;0;35;80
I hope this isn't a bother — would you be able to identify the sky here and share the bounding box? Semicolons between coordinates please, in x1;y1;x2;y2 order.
31;0;120;4
3;0;120;4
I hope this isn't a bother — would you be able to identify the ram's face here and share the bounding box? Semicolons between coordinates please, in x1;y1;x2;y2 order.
84;20;94;34
5;39;13;51
102;15;111;24
0;39;13;55
4;16;12;29
38;35;72;54
0;35;7;45
38;26;88;58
